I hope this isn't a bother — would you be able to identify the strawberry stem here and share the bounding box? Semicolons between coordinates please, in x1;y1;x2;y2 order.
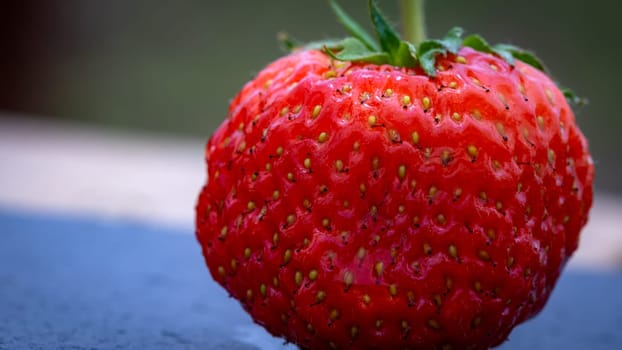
400;0;426;46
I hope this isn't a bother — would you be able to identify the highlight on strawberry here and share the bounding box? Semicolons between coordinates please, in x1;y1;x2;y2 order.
196;1;594;349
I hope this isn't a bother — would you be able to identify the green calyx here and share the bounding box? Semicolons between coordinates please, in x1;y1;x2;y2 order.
279;0;584;106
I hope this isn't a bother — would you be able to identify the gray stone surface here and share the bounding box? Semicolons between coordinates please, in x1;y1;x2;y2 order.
1;209;621;349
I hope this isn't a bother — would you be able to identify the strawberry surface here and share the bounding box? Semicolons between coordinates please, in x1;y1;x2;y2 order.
196;2;593;349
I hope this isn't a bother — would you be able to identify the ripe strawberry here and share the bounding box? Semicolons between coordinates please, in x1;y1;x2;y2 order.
196;1;594;349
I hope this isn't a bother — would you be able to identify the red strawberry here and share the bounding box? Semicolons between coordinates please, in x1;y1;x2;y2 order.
196;1;593;349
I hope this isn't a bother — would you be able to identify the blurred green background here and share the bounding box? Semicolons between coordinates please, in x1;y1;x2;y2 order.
1;0;619;192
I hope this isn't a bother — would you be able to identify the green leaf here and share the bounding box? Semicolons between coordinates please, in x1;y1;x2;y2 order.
462;34;493;53
329;0;380;51
393;41;418;67
277;32;298;51
368;0;402;58
439;27;464;54
562;87;588;106
304;38;349;51
494;44;546;71
417;40;446;76
323;37;390;64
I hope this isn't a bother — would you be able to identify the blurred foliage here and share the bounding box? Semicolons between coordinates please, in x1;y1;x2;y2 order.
8;0;621;192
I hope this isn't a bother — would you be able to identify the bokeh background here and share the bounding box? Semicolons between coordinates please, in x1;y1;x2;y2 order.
1;0;620;193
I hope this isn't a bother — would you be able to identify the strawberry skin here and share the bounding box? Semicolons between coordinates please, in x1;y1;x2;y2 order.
196;47;593;349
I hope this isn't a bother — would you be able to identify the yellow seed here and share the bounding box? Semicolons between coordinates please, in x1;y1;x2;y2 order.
411;131;420;144
322;218;330;228
429;186;438;198
452;112;462;121
287;214;296;225
424;242;432;255
265;163;272;171
217;266;226;276
357;247;366;260
448;245;457;258
344;270;354;287
230;258;238;270
273;276;279;287
264;79;273;89
318;132;329;143
487;228;496;240
280;106;289;116
247;201;256;210
359;183;367;193
389;284;398;296
335;160;344;172
316;290;326;302
372;157;380;170
384;88;393;97
287;172;294;181
324;70;337;79
272;190;280;200
276;146;284;156
563;215;570;224
219;226;228;238
375;320;383;329
496;122;506;138
474;281;482;292
446;277;453;290
448;81;458;88
548;149;556;165
244;247;251;259
283;249;292;265
368;115;377;126
306;323;314;332
351;325;359;339
437;214;446;225
308;269;318;280
362;294;371;304
295;271;303;285
370;206;378;216
479;191;488;201
537;115;545;129
545;88;554;104
260;283;267;297
454;188;463;198
303;158;311;169
507;256;515;268
341;83;352;93
329;309;340;320
428;319;441;329
398;205;405;213
401;95;411;105
456;56;467;64
246;289;253;300
353;141;360;151
496;201;503;211
293;104;302;113
490;64;498;71
422;96;431;109
398;165;406;179
478;250;491;261
375;261;384;277
272;232;279;246
312;105;322;118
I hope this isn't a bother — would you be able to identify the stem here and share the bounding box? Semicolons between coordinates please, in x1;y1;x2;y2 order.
400;0;426;46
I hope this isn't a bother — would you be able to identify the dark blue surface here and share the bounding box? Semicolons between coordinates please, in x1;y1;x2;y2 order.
1;209;621;350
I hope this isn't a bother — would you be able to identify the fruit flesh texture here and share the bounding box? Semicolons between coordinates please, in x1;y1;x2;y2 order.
196;49;594;349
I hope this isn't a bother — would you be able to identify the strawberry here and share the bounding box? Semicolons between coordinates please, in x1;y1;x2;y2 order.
195;1;594;349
